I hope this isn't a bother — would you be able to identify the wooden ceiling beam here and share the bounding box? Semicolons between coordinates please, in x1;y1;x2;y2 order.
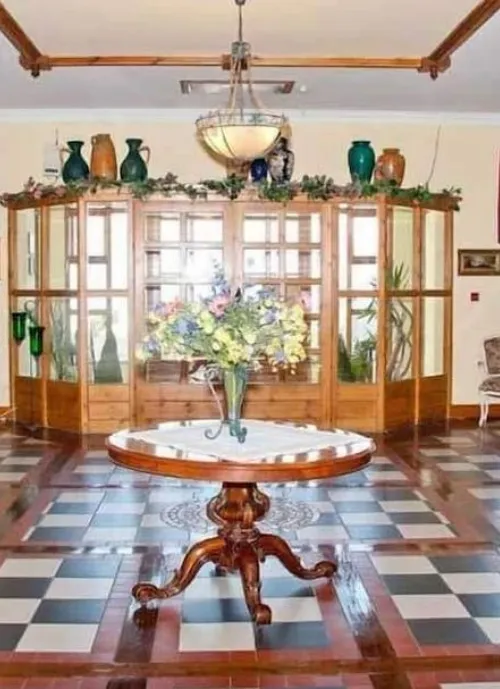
0;2;50;76
422;0;500;79
46;54;423;70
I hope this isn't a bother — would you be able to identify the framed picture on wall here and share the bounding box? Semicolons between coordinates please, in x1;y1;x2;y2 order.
457;249;500;276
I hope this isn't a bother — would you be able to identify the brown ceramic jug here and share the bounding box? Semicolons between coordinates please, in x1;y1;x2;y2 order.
374;148;406;186
90;133;117;181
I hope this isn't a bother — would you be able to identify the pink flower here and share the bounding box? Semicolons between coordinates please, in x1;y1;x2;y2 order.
208;294;230;317
164;299;183;316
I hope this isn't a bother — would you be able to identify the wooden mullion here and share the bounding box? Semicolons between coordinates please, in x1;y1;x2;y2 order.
38;206;48;426
444;208;454;418
8;209;18;412
321;203;335;428
376;197;388;430
78;199;89;432
412;206;423;423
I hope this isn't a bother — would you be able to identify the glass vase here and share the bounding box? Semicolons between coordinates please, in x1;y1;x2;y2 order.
223;365;248;443
28;325;45;358
11;312;27;343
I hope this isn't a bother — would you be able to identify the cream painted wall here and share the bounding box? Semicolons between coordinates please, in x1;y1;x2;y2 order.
0;117;497;406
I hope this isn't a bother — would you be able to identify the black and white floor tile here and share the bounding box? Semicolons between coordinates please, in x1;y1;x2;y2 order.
372;553;500;645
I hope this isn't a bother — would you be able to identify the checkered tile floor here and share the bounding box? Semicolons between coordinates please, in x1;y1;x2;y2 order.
421;447;500;479
372;553;500;645
22;485;455;544
4;425;500;685
0;447;44;483
0;555;119;652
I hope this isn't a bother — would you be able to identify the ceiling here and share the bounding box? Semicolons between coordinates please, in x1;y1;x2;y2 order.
0;0;499;113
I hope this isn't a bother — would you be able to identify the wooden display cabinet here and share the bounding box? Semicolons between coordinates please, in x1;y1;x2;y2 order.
6;189;455;434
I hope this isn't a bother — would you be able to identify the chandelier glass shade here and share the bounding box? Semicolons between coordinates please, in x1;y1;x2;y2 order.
195;0;288;163
196;110;285;161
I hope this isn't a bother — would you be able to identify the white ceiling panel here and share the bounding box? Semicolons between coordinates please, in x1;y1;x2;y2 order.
3;0;480;57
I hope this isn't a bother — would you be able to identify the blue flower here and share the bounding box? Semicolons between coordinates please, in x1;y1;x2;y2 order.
174;318;198;336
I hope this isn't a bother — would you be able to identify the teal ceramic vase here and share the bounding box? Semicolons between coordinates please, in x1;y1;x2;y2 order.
348;140;376;183
61;141;89;183
120;138;150;182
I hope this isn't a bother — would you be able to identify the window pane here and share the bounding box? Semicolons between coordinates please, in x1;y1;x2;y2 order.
390;207;413;289
285;213;321;243
87;214;105;256
244;249;279;277
16;209;39;290
338;208;378;290
87;263;108;289
86;202;128;291
16;298;40;377
285;249;321;278
187;214;223;243
352;215;378;257
186;249;223;281
422;297;444;376
243;214;279;243
145;249;181;278
48;205;78;290
110;208;128;289
387;298;414;381
338;297;377;383
145;213;181;243
285;284;320;314
423;210;445;289
88;296;129;383
309;320;320;349
351;264;377;290
145;284;181;312
49;298;78;381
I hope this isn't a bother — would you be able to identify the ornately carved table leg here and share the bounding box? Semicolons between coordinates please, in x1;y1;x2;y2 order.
132;482;336;625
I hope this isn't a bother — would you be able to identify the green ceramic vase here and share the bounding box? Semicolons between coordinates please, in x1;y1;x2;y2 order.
120;138;150;182
348;140;376;183
61;141;89;183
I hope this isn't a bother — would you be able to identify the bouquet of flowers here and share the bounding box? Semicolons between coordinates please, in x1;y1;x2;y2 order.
138;269;308;372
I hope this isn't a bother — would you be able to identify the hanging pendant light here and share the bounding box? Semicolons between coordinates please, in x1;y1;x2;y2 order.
195;0;287;163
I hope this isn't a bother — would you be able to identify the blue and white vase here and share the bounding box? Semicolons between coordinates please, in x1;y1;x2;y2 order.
250;158;268;182
267;137;295;183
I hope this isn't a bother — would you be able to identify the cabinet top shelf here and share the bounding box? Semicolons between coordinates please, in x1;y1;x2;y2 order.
1;184;460;212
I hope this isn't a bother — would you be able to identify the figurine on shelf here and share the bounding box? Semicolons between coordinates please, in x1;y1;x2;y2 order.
267;137;295;183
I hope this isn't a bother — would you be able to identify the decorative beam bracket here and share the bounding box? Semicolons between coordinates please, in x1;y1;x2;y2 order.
418;57;451;80
19;54;52;78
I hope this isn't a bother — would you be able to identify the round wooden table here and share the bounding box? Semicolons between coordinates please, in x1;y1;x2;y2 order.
106;421;374;625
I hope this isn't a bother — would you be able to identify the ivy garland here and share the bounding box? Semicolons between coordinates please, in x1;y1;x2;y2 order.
0;173;461;209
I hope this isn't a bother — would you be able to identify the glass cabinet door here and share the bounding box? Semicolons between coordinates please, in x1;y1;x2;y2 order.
15;209;40;290
337;205;378;383
49;297;78;381
422;209;445;290
86;202;128;291
85;202;130;385
48;204;78;290
388;207;414;289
